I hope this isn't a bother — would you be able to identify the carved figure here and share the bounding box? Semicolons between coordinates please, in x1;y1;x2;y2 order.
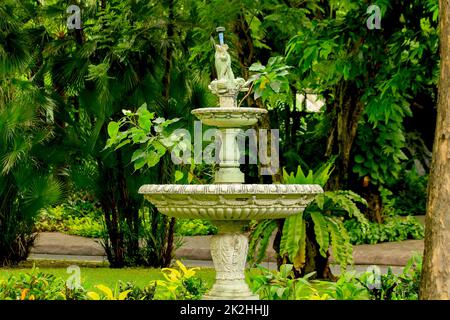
215;44;235;81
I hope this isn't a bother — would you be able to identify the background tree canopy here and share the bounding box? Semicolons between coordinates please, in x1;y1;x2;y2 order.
0;0;439;274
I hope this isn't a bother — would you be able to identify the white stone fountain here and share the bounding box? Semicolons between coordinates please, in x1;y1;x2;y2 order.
139;29;323;300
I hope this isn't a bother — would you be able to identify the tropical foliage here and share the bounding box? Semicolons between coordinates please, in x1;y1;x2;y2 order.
0;1;62;266
0;261;207;300
249;254;422;300
249;163;369;277
0;0;437;277
345;216;424;245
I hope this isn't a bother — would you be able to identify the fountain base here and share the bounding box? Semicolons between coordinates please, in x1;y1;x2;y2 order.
203;279;258;300
203;221;258;300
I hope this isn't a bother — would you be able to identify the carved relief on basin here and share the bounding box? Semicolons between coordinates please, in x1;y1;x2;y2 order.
138;184;323;220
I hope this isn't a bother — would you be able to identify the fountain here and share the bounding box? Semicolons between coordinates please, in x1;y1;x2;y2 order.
138;28;323;300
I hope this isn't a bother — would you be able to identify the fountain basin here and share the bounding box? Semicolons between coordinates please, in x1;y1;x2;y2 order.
191;107;267;127
138;184;323;220
139;183;322;300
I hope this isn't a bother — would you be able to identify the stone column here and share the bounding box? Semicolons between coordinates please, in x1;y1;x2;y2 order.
203;221;258;300
215;128;244;184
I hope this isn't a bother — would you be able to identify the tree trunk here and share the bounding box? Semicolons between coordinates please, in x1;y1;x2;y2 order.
324;81;383;222
419;0;450;300
159;0;176;267
325;81;364;190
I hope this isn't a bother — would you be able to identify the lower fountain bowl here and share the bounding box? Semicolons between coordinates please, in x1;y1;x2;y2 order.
138;184;323;220
191;107;268;127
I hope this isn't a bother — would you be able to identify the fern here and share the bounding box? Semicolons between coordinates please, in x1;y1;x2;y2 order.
326;217;353;272
282;159;334;187
249;163;368;274
279;212;304;261
320;191;369;234
310;211;329;258
292;218;306;269
248;220;277;266
256;221;277;264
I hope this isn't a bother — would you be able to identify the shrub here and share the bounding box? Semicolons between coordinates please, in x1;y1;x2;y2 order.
118;281;156;300
249;264;368;300
249;163;369;274
249;264;327;300
35;204;106;238
250;255;422;300
0;261;205;300
358;254;422;300
0;267;86;300
175;219;217;236
155;260;207;300
389;170;428;216
344;216;424;245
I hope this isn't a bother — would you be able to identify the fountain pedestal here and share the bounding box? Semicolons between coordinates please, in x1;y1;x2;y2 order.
215;128;244;184
204;221;257;300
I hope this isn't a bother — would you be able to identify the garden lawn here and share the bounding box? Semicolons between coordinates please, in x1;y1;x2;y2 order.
0;266;217;291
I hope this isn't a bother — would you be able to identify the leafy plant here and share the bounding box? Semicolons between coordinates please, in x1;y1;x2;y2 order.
175;219;217;236
66;217;106;238
35;205;106;238
0;0;64;267
247;56;292;106
155;260;207;300
358;254;422;300
344;216;424;245
249;162;369;274
0;267;85;300
118;281;156;300
87;284;131;300
277;190;368;273
105;104;179;171
250;260;423;301
327;272;370;300
249;264;324;300
249;264;368;300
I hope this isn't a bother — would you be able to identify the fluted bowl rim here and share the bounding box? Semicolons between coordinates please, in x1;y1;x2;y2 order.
138;184;323;195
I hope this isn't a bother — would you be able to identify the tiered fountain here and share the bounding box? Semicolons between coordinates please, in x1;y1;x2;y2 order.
139;28;323;300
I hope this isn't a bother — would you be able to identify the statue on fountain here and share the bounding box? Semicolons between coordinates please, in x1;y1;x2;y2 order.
208;29;247;105
214;44;235;81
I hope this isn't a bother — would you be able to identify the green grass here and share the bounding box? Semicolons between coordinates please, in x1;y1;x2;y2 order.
0;264;217;291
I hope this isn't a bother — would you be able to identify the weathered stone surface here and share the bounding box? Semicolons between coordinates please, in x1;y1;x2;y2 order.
31;232;104;256
191;107;267;127
204;232;258;300
138;184;323;220
336;240;424;266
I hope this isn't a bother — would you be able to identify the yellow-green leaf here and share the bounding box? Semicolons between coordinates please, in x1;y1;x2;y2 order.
118;290;132;300
310;211;329;257
87;292;101;300
293;220;306;269
95;284;114;299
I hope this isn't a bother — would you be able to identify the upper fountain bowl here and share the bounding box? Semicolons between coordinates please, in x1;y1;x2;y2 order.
138;184;323;220
192;107;267;128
